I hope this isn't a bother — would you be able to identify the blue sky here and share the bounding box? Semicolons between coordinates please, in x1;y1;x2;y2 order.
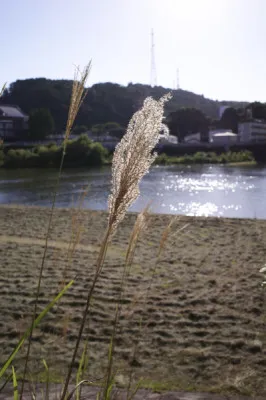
1;0;265;102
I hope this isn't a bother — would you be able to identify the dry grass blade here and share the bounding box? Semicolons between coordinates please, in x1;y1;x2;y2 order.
61;185;89;285
125;206;150;266
20;62;91;400
0;83;6;97
64;62;91;149
65;378;101;400
126;218;189;394
158;218;189;258
145;219;189;305
103;208;149;400
157;217;177;258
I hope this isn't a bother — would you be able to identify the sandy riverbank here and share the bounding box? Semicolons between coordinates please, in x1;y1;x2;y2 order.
0;205;266;397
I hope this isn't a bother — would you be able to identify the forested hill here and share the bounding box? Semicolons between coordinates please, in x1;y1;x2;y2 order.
0;79;248;131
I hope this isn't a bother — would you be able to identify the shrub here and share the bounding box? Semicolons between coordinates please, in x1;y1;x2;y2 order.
64;134;107;167
87;142;108;166
33;145;49;154
0;149;4;166
65;134;92;164
155;150;255;165
155;153;169;165
0;142;4;166
38;146;61;167
72;125;88;135
5;149;39;168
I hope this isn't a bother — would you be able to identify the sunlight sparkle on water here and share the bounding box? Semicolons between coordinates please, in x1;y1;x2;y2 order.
161;173;255;195
155;170;252;217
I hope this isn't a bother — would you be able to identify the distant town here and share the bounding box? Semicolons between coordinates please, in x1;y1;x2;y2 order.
0;79;266;154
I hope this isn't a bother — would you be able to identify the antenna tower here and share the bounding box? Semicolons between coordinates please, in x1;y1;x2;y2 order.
176;68;180;90
150;29;157;87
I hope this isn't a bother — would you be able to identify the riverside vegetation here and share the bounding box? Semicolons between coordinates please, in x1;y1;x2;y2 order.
155;150;255;166
0;135;108;168
0;65;265;400
0;141;255;169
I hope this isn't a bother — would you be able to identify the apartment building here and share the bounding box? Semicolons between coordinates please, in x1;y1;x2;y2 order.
238;121;266;143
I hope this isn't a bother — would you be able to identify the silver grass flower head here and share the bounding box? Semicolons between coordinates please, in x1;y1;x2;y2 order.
108;93;171;234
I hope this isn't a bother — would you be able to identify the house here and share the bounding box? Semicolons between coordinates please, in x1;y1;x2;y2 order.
238;121;266;143
211;132;238;145
0;105;28;140
159;134;178;144
183;132;201;143
209;129;233;142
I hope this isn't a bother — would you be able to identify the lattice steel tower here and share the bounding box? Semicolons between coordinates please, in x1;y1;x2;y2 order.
176;68;180;90
150;29;157;87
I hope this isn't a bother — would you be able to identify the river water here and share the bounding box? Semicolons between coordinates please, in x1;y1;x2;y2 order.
0;165;266;219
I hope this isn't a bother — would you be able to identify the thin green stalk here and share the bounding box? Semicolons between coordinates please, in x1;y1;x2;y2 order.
60;227;111;400
42;360;49;400
103;258;131;400
12;367;18;400
20;150;66;399
76;331;93;399
0;280;74;379
103;209;149;400
75;339;88;400
18;62;91;399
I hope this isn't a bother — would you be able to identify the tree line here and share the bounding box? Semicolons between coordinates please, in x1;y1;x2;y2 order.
1;78;265;142
167;102;266;142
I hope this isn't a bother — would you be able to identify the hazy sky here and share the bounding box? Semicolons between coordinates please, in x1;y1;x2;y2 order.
1;0;266;101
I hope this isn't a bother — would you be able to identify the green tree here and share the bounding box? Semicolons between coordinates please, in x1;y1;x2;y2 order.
167;108;209;142
219;107;238;133
103;122;124;139
29;108;55;140
246;102;266;120
91;123;106;140
72;125;88;135
103;122;121;131
0;79;249;132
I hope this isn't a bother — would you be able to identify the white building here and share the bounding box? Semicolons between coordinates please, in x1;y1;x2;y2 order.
159;134;178;144
0;105;28;140
238;121;266;143
209;129;232;142
183;132;201;143
211;132;238;145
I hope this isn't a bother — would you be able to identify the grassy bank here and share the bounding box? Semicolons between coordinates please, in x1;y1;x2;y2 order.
0;142;257;169
155;150;255;166
0;134;108;168
0;205;265;397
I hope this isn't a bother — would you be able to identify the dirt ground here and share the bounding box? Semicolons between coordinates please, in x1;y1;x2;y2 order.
0;383;265;400
0;205;266;398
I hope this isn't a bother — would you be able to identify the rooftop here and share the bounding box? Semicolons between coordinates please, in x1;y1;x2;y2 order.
213;132;237;137
0;105;28;119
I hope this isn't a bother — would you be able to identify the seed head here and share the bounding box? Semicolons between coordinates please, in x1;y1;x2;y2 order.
108;93;171;234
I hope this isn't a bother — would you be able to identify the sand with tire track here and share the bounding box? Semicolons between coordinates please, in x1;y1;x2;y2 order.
0;205;266;397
